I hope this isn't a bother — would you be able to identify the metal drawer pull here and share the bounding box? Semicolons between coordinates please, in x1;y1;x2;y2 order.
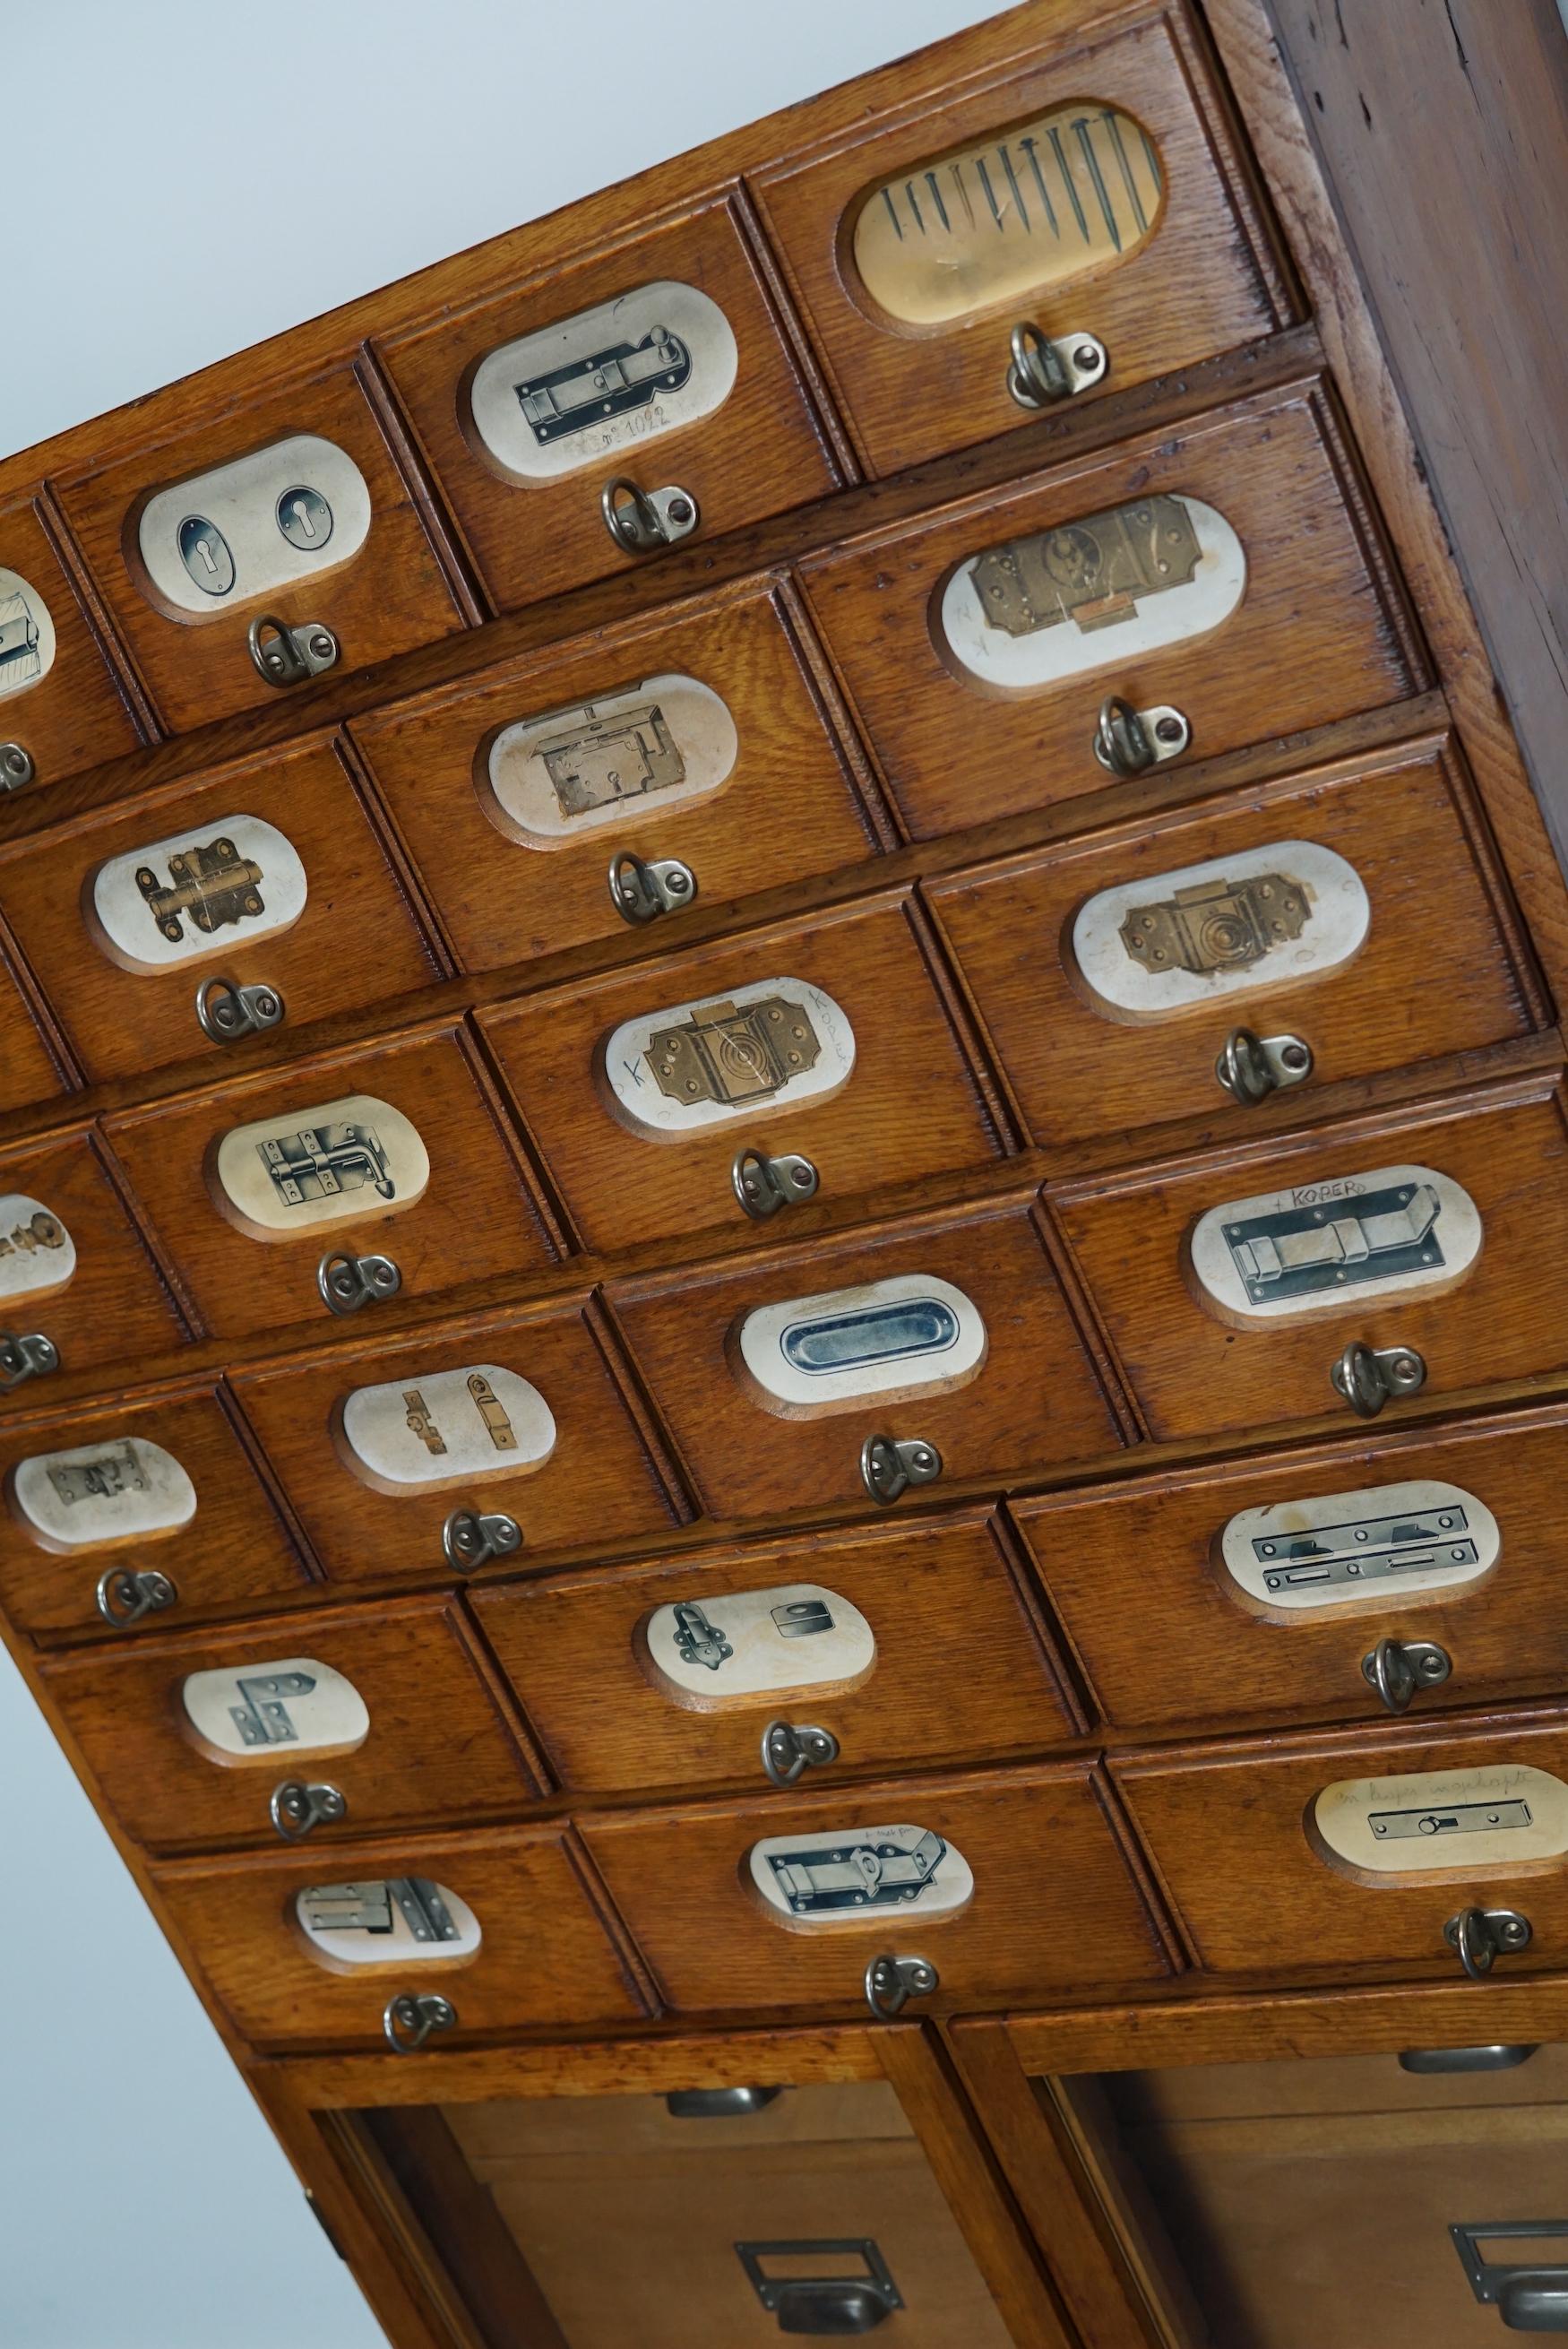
737;2238;903;2335
1331;1339;1426;1418
269;1781;348;1841
665;2085;783;2118
600;476;699;555
0;1330;58;1389
1400;2044;1538;2074
864;1953;939;2020
247;613;339;687
383;1991;457;2054
95;1567;178;1628
608;851;697;925
860;1433;942;1507
1006;320;1107;409
1452;2219;1568;2330
761;1720;840;1789
1446;1906;1532;1981
1093;692;1190;776
195;975;286;1045
317;1249;401;1317
1215;1027;1314;1105
1361;1637;1452;1714
442;1507;522;1573
0;741;35;792
733;1144;820;1221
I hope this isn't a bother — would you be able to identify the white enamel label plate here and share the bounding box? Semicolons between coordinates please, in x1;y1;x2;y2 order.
89;813;308;973
600;976;855;1139
735;1274;986;1418
181;1656;371;1764
295;1876;480;1968
9;1437;196;1553
335;1364;556;1494
1314;1764;1568;1877
211;1093;430;1239
481;673;739;846
1219;1479;1499;1612
0;566;56;702
1188;1163;1481;1324
641;1583;875;1709
0;1196;75;1303
750;1821;974;1931
136;435;372;617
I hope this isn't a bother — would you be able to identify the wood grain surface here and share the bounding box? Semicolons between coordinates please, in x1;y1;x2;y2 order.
0;1125;185;1380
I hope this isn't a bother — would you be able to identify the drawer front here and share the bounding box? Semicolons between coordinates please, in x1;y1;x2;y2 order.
801;381;1422;840
471;1506;1080;1798
609;1196;1124;1521
0;738;440;1084
929;734;1538;1153
0;946;67;1115
1053;1081;1568;1440
1116;1715;1568;1981
582;1764;1172;2016
151;1827;647;2048
351;579;877;972
41;1594;537;1852
0;1128;184;1387
380;198;839;616
1014;1411;1568;1735
480;892;1004;1255
103;1024;556;1341
232;1300;684;1585
0;496;142;788
56;369;465;732
755;4;1289;476
0;1388;311;1640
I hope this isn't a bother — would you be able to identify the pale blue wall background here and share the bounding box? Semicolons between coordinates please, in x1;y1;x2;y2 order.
0;4;996;2343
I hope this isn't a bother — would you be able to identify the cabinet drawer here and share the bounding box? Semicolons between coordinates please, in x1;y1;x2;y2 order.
1115;1714;1568;1982
480;892;1003;1255
231;1298;684;1586
0;952;69;1118
471;1506;1080;1799
0;738;440;1084
755;2;1289;476
0;1127;184;1389
0;495;142;790
151;1825;647;2049
380;197;839;617
801;379;1422;840
55;368;465;732
351;578;876;972
1052;1078;1568;1440
582;1763;1171;2017
103;1023;556;1341
929;732;1538;1153
0;1387;311;1641
609;1195;1123;1521
1014;1409;1568;1736
41;1594;537;1852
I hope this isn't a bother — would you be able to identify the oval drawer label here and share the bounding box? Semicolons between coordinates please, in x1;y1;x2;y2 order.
1188;1163;1482;1324
334;1363;556;1494
851;104;1163;329
481;673;739;846
1313;1765;1568;1878
0;1196;75;1303
601;976;855;1138
1071;842;1370;1021
181;1656;370;1764
469;281;738;483
9;1436;195;1553
1219;1480;1499;1611
750;1822;974;1931
735;1274;986;1418
295;1875;480;1968
641;1583;875;1709
136;434;372;617
211;1093;430;1239
88;814;308;973
938;493;1245;694
0;567;56;702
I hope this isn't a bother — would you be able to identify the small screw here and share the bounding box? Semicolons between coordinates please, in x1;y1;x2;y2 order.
1073;345;1100;369
666;497;694;525
1155;715;1185;745
1281;1042;1310;1071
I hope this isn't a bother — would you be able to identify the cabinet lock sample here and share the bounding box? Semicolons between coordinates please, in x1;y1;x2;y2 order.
479;672;737;845
134;435;371;616
734;1274;987;1417
0;1196;75;1305
467;281;737;482
0;566;56;707
210;1092;430;1238
180;1658;370;1764
1188;1163;1482;1322
1312;1764;1568;1877
295;1875;481;1967
333;1363;556;1494
87;814;306;972
640;1582;875;1708
749;1822;974;1928
1218;1479;1499;1611
8;1435;196;1552
600;976;855;1136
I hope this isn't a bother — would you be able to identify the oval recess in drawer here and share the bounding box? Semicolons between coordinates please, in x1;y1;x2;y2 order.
733;1274;987;1416
481;672;737;843
1051;1079;1568;1440
334;1363;556;1492
801;380;1424;840
1313;1763;1568;1879
928;735;1537;1150
0;1129;185;1388
479;893;1002;1254
103;1026;556;1341
0;499;142;790
135;435;371;616
608;1196;1122;1522
9;1433;196;1551
753;6;1290;475
472;1507;1080;1796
